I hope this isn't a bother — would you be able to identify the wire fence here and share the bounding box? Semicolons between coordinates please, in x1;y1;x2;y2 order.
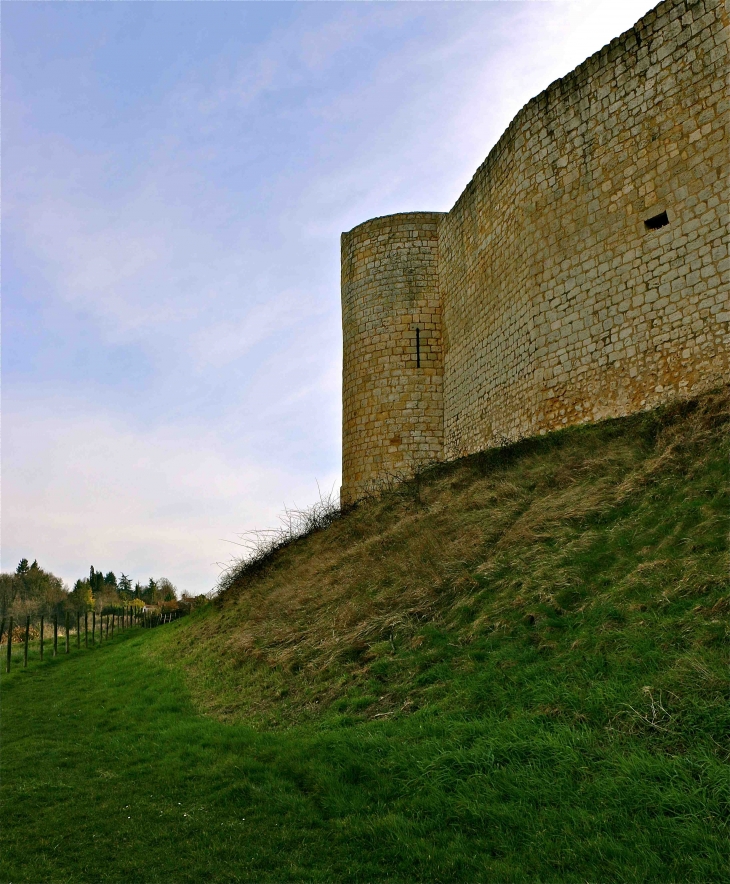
0;607;183;673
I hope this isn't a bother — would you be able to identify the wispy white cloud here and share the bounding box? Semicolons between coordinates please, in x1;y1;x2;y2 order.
3;0;657;592
2;393;337;590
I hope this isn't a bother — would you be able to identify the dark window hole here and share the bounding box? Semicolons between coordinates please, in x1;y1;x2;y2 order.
644;210;669;231
416;327;421;368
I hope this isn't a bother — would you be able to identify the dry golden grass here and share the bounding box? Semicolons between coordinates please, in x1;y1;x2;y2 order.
159;386;729;726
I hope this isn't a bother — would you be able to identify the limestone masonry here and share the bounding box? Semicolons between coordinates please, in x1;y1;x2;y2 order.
341;0;729;504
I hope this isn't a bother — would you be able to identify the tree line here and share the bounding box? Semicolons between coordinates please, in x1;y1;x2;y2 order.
0;559;206;621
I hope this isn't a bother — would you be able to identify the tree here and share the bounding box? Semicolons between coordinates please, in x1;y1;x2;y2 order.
104;571;117;587
69;579;95;611
0;574;19;617
143;578;159;604
158;578;177;602
2;561;68;617
180;592;208;613
89;567;105;596
118;574;133;598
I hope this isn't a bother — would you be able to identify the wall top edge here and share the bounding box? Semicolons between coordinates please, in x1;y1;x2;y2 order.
450;0;687;213
342;211;447;241
341;0;689;244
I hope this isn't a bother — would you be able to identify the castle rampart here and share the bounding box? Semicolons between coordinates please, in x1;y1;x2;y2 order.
341;213;445;501
341;0;729;503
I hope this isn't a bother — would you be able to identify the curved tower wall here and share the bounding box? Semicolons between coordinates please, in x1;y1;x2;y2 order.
340;0;729;502
341;212;445;504
439;0;729;458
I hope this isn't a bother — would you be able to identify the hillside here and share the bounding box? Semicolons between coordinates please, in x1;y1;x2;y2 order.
2;387;728;883
160;387;729;737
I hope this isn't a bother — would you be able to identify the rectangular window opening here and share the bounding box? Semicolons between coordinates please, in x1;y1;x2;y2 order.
644;210;669;231
416;327;421;368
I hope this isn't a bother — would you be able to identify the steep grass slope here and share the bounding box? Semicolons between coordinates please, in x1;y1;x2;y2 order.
162;387;729;737
2;388;728;883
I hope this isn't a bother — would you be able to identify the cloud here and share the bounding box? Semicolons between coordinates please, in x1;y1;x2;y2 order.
2;393;338;592
3;0;658;593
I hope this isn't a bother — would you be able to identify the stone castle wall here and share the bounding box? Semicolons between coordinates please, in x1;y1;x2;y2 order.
341;0;729;503
341;213;445;502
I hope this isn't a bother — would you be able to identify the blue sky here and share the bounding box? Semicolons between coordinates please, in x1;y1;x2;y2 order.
3;0;656;594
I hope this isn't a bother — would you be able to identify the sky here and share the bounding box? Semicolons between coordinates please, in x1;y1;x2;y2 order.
2;0;658;595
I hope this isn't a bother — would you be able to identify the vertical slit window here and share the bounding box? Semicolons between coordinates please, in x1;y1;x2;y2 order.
416;327;421;368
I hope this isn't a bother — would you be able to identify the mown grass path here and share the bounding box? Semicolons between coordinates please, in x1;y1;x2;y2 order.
1;619;727;883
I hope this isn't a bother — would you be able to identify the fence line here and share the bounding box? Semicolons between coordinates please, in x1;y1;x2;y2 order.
2;607;184;673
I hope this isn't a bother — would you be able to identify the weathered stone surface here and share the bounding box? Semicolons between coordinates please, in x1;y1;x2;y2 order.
341;213;444;502
341;0;729;504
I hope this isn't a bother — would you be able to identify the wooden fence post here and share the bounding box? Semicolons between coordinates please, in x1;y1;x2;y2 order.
77;612;81;648
53;614;58;656
0;618;5;648
105;614;109;640
40;615;44;660
24;616;30;668
65;612;70;654
92;611;96;645
85;612;88;648
6;617;13;672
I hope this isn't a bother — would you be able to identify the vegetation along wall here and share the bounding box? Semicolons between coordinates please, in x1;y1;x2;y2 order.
341;0;729;503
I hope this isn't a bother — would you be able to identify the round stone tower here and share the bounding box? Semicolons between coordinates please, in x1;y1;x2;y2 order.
341;211;445;504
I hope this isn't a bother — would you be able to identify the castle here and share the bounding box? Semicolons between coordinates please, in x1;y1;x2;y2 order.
340;0;728;504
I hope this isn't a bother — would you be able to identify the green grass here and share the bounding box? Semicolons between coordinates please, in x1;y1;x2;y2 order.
2;388;729;882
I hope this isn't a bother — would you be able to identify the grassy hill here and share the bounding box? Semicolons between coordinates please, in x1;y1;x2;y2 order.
1;387;728;882
162;387;729;733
